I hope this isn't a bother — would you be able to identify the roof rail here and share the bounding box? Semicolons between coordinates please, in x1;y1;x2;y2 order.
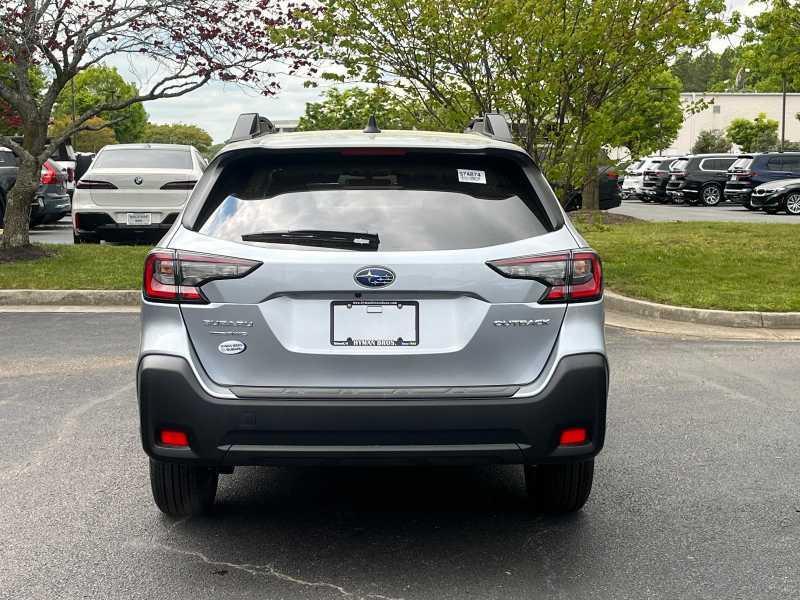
228;113;276;143
464;113;513;143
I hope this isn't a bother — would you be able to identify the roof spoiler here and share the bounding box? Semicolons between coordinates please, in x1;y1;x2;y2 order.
464;113;513;143
228;113;276;143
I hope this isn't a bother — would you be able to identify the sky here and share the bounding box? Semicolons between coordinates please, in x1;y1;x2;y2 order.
117;0;764;143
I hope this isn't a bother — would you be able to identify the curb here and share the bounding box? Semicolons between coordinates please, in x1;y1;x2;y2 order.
605;291;800;329
0;289;140;306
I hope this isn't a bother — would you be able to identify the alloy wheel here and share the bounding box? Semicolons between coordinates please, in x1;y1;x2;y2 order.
786;193;800;215
702;185;721;206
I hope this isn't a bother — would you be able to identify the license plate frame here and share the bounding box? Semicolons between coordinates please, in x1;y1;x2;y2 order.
126;212;152;226
330;300;419;347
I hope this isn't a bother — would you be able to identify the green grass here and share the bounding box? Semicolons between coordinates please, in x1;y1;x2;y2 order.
0;244;150;289
575;217;800;312
0;219;797;312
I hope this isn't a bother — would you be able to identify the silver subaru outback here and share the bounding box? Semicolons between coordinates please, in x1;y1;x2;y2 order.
138;113;608;517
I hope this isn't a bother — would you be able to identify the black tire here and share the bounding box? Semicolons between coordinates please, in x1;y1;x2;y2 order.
525;459;594;513
701;184;722;206
73;233;100;244
742;198;756;210
149;459;218;517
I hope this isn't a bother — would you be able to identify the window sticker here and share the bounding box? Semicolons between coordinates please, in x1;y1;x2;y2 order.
457;169;487;184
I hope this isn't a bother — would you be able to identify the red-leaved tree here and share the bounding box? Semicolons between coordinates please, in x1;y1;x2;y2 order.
0;0;315;249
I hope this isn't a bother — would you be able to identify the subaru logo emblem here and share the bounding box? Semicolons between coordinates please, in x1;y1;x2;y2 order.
134;176;143;185
354;266;395;288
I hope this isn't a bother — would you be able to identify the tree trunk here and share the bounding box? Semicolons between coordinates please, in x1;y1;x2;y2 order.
1;155;38;249
581;155;600;210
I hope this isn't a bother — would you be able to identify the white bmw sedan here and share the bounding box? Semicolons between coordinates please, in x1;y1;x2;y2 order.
72;143;206;243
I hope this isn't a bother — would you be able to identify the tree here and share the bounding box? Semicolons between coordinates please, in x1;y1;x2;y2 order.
727;113;779;152
298;87;417;131
601;70;684;158
671;48;742;92
691;129;732;154
742;0;800;93
0;1;313;250
53;66;148;144
298;0;732;209
50;116;116;153
140;123;213;155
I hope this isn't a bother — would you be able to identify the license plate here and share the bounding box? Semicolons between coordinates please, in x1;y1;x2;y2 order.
331;300;419;347
126;213;152;226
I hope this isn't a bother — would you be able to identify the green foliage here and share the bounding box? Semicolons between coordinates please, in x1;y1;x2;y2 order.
298;87;415;131
726;113;779;152
297;0;732;205
742;0;800;92
140;122;213;155
671;48;742;92
49;116;116;153
691;129;732;154
54;66;148;143
601;70;684;157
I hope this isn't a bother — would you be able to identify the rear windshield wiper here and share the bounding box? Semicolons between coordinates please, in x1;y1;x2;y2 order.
241;229;380;251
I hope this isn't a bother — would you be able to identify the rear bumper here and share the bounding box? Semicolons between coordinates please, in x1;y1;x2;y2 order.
724;187;752;203
74;212;178;241
31;193;70;223
138;353;608;467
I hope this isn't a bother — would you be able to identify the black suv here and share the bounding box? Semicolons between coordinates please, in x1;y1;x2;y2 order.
666;154;737;206
724;152;800;209
563;166;622;211
641;157;677;203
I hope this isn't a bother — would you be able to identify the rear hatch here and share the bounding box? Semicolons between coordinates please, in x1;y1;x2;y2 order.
726;156;755;193
81;147;195;208
166;150;591;390
667;158;690;190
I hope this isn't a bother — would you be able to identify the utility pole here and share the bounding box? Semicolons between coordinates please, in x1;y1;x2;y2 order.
71;78;77;150
780;75;787;153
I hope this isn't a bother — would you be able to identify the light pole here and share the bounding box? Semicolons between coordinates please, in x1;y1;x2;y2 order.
780;75;787;153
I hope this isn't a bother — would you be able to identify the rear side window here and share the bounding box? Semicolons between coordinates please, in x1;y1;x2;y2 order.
93;148;192;170
196;152;553;251
780;155;800;172
0;150;16;166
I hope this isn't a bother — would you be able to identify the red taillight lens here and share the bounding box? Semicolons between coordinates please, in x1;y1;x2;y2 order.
159;429;189;447
656;170;667;176
340;148;407;156
40;162;58;184
160;180;197;190
559;427;588;446
606;169;618;179
487;250;603;303
76;179;117;189
143;249;261;303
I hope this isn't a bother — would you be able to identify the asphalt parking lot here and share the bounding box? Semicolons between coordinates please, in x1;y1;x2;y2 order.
611;198;800;223
1;313;798;599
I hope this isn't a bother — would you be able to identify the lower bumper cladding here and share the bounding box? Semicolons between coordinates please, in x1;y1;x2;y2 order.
138;353;608;467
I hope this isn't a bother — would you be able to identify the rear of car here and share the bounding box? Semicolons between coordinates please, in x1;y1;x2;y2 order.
725;153;800;209
0;148;70;227
137;122;608;517
641;157;676;202
72;144;205;243
667;155;736;206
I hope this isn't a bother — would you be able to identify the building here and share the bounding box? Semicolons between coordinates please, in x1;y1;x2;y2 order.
668;92;800;154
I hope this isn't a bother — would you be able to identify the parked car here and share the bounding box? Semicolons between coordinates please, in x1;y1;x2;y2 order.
10;136;77;198
0;147;71;227
724;152;800;209
750;178;800;215
563;166;621;211
72;143;207;243
665;154;737;206
641;157;678;202
621;156;672;200
138;113;608;517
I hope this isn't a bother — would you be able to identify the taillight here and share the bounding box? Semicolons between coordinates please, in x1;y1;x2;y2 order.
487;250;603;303
656;170;667;176
40;162;58;184
606;169;618;179
143;249;261;303
160;180;197;190
76;179;117;189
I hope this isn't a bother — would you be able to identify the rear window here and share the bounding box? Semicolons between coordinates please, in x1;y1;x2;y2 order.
671;158;690;172
731;157;752;171
701;157;736;171
93;148;192;170
657;159;674;170
0;150;16;166
196;153;552;251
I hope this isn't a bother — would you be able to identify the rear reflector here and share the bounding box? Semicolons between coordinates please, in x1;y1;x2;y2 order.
559;427;588;446
159;429;189;447
143;249;261;304
487;250;602;303
160;180;197;190
76;179;117;189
